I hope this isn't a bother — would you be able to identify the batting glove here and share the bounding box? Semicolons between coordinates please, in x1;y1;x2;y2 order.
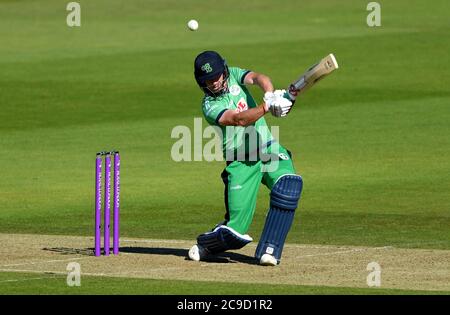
263;91;293;117
274;89;295;115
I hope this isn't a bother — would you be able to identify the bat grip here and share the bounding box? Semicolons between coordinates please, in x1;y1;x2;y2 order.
287;84;298;101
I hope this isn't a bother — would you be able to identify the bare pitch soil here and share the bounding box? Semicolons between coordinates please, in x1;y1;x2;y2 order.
0;233;449;291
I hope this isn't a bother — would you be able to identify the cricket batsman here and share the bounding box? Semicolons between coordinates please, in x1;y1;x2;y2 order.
188;51;303;266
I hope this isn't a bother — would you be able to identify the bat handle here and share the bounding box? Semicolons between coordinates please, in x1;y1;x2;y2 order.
287;84;298;103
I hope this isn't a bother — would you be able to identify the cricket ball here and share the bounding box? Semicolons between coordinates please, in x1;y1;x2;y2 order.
187;19;199;31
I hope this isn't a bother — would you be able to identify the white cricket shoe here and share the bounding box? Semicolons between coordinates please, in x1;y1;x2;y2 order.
188;244;208;262
259;254;278;266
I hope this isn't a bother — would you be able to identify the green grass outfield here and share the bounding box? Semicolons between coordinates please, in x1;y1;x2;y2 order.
0;0;449;294
1;272;447;295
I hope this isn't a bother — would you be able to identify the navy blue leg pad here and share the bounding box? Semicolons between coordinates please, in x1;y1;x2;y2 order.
255;175;303;262
197;225;253;254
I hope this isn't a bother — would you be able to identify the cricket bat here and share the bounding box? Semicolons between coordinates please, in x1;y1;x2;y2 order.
287;53;339;100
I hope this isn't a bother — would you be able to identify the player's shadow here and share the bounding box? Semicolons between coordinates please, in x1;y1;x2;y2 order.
43;247;95;256
120;247;258;265
42;246;257;265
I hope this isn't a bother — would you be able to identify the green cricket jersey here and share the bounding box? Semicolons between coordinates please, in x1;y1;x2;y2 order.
202;67;274;160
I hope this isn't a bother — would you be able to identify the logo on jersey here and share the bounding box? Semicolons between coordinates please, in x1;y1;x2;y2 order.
201;63;213;73
229;84;241;96
235;98;248;113
278;153;290;160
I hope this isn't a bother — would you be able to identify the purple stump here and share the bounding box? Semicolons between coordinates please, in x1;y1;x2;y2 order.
104;153;111;256
94;154;102;257
113;152;120;255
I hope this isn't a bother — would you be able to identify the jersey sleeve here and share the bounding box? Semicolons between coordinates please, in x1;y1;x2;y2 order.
202;97;228;126
229;67;251;85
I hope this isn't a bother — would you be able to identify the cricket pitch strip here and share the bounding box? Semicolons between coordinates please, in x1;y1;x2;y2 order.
0;233;449;292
